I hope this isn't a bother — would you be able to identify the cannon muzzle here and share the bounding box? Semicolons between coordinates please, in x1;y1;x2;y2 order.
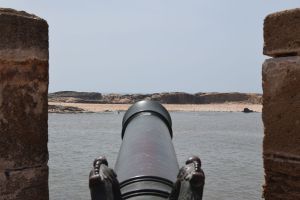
114;100;179;199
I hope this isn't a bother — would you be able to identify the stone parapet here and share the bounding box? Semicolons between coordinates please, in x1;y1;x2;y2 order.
0;8;49;200
263;9;300;200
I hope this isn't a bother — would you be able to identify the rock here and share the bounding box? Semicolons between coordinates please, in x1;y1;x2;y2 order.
48;105;86;113
242;108;254;113
195;92;262;104
150;92;196;104
117;98;132;104
264;8;300;57
0;8;49;199
101;93;151;104
48;91;102;103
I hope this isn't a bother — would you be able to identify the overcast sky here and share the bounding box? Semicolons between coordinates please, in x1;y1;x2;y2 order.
1;1;299;93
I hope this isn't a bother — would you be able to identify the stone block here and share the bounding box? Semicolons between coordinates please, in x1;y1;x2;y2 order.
263;56;300;199
264;8;300;57
263;156;300;199
262;56;300;156
0;8;48;61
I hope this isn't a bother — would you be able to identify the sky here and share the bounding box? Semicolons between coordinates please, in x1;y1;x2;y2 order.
1;1;299;93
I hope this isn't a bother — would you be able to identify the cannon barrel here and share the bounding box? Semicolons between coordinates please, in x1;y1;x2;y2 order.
114;100;179;199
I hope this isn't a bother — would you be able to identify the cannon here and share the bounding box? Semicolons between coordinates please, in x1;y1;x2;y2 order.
89;100;205;200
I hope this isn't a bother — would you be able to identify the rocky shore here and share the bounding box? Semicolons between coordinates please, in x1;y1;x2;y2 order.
48;91;262;113
49;91;262;104
48;104;88;113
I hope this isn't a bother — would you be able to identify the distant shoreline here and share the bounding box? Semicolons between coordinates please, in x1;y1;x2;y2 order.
48;91;262;113
48;102;262;113
49;91;262;104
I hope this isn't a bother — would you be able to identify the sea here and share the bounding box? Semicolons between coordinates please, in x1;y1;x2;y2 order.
49;111;264;200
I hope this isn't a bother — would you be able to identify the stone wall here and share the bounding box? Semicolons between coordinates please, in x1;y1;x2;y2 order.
0;8;49;200
263;9;300;199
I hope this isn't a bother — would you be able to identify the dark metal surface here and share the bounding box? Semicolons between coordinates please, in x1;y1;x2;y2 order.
115;101;179;199
122;100;173;138
169;156;205;200
89;157;122;200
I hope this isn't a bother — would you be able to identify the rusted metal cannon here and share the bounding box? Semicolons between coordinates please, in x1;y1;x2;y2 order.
89;100;205;200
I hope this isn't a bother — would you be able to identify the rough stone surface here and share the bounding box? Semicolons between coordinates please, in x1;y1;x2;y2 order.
48;104;86;113
151;92;196;104
0;8;48;61
195;92;262;104
263;155;300;199
262;56;300;199
264;8;300;57
0;166;48;200
0;60;49;169
262;57;300;156
0;8;48;199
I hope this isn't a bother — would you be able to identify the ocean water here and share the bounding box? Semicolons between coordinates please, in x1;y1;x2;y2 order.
48;112;264;200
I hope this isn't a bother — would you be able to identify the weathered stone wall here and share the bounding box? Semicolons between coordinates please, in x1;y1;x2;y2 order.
263;9;300;199
0;8;49;200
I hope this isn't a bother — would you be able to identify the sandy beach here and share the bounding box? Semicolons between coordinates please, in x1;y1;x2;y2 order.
48;102;262;113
